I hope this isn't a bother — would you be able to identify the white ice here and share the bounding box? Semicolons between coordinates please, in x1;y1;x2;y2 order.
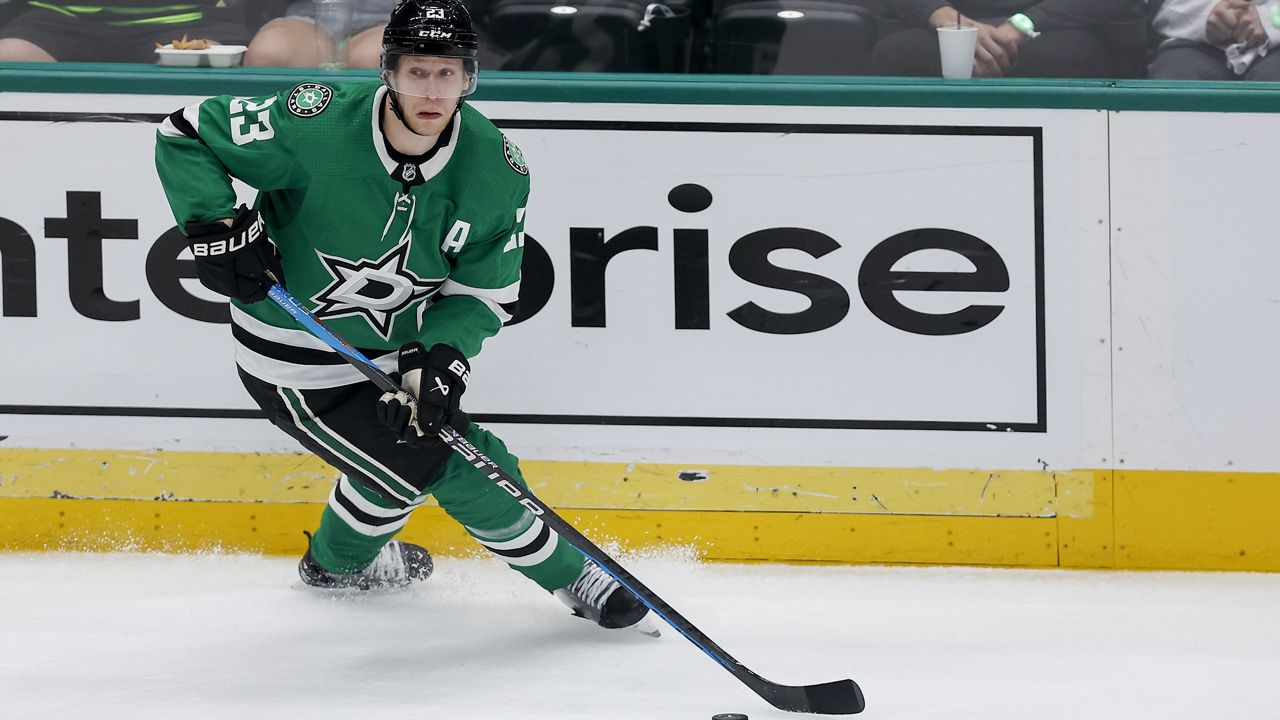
1;551;1277;720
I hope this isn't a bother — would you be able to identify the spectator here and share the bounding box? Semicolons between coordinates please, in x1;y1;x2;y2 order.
1150;0;1280;79
244;0;397;68
871;0;1131;78
0;1;249;63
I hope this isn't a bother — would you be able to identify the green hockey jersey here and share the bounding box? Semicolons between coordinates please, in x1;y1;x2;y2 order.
155;81;529;389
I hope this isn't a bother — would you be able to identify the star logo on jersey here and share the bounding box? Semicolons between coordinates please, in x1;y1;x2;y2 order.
311;240;442;340
504;136;528;175
287;83;332;118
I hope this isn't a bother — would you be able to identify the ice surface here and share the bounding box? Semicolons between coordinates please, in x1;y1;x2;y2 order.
2;551;1277;720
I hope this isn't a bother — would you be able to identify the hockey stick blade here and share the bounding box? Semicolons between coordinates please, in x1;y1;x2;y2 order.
265;283;866;715
747;676;866;715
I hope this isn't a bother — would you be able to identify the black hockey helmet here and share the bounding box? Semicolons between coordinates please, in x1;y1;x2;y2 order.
383;0;478;57
381;0;479;97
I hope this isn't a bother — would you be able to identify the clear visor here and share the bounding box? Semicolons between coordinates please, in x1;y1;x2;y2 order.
381;54;478;99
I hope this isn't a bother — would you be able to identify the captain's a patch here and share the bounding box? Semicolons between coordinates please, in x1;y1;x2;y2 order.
287;83;333;118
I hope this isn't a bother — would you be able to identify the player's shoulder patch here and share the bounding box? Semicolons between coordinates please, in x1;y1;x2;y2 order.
503;135;528;176
287;83;333;118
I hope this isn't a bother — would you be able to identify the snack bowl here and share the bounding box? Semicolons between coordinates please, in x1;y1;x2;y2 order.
205;45;248;68
154;44;248;67
154;44;204;67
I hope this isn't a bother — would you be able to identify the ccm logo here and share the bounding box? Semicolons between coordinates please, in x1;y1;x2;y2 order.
190;214;265;257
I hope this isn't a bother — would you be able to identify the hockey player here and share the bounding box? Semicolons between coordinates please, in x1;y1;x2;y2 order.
154;0;652;632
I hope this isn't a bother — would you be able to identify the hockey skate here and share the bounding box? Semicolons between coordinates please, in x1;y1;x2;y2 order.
298;533;433;592
554;559;660;637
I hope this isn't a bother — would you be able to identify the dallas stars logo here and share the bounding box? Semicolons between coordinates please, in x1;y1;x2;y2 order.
287;83;332;118
311;241;441;340
504;136;528;175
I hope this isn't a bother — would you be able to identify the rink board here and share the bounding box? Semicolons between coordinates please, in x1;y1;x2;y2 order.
3;448;1280;571
2;71;1280;571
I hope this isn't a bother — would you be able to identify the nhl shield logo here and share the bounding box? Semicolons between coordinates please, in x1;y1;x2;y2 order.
504;136;528;175
287;83;333;118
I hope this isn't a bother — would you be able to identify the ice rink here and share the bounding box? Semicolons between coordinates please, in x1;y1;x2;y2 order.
2;550;1277;720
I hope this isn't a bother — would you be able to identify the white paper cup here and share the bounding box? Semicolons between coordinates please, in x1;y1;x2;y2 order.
937;25;978;79
314;0;355;69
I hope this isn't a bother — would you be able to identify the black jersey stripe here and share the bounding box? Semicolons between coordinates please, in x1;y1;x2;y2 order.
166;108;199;139
481;522;553;559
232;322;388;366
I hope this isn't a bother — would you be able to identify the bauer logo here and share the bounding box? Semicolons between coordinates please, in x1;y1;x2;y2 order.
189;215;264;257
448;359;470;385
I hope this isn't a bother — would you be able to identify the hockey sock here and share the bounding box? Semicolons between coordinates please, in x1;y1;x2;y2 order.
432;425;584;591
310;475;419;574
465;511;584;591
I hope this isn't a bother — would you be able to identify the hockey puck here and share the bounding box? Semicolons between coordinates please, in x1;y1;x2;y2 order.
712;715;748;720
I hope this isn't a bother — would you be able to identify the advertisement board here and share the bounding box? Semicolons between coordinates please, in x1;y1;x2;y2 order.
0;92;1109;472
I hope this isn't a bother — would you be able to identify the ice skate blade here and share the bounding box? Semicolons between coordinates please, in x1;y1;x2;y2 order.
633;612;661;638
290;580;415;596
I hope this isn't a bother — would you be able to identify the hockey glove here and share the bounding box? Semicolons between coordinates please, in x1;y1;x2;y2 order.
184;205;285;303
375;342;470;447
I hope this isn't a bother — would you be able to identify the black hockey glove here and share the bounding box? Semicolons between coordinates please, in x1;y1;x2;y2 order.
183;205;284;303
375;342;470;447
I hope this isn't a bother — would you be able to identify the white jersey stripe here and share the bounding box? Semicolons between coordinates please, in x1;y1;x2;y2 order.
182;101;201;135
237;342;378;388
440;278;521;304
494;533;560;567
328;489;412;538
338;475;426;517
231;306;397;388
231;304;336;351
158;118;185;138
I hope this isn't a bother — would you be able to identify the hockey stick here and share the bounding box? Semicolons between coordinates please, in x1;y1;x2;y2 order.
265;282;866;715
